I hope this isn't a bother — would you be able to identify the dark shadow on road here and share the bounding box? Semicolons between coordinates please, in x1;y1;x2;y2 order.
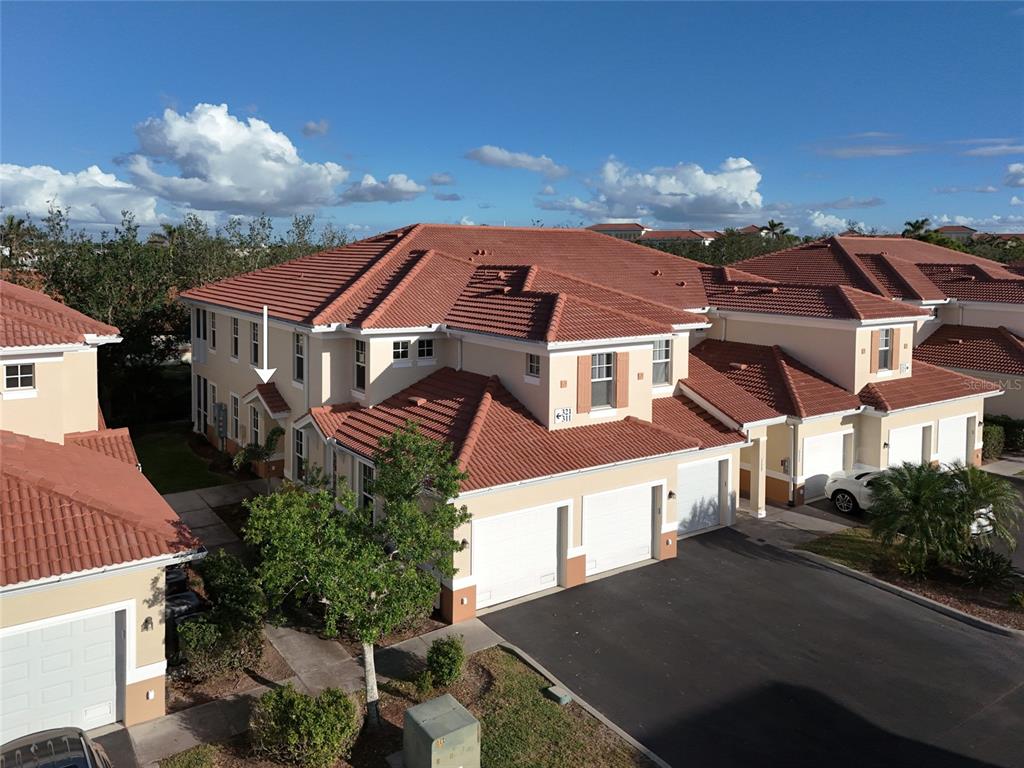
644;682;1003;768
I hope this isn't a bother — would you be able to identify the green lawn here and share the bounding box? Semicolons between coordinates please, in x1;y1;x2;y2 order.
134;422;232;494
797;527;884;572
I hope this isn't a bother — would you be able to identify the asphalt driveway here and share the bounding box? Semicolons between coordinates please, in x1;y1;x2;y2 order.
482;528;1024;768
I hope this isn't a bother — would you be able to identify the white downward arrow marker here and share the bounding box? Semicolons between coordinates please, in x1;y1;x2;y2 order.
255;305;276;384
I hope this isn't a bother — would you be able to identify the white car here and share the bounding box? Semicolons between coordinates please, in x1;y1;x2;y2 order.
824;468;994;534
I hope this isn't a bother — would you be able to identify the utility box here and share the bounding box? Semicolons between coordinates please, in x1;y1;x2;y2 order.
403;694;481;768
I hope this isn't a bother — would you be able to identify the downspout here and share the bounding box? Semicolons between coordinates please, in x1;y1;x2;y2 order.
788;422;799;507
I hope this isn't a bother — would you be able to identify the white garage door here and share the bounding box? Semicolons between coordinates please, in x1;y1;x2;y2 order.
0;612;118;742
937;415;969;465
582;484;654;576
473;504;558;609
888;424;926;466
678;460;725;536
803;432;847;500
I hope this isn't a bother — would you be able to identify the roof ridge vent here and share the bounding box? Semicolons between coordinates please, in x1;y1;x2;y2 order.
408;396;427;405
946;338;964;345
729;362;748;370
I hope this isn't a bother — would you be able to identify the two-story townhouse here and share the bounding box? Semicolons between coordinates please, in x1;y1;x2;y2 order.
736;236;1024;418
0;280;200;739
180;225;1001;623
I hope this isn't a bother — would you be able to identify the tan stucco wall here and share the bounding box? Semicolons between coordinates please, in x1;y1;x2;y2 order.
937;302;1024;337
0;348;100;442
461;340;549;423
0;566;167;668
453;445;742;578
366;335;449;406
853;323;916;392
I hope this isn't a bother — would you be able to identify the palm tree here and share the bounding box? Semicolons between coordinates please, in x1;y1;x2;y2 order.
948;462;1022;552
868;462;966;570
902;218;931;238
765;219;790;239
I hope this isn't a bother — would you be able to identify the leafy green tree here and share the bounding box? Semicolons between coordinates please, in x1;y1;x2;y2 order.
765;219;790;239
244;422;470;726
948;463;1022;552
642;229;805;266
233;426;285;490
902;218;931;237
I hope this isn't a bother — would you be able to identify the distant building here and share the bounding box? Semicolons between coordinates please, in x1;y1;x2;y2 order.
638;229;721;246
933;225;977;243
585;222;647;241
736;224;768;236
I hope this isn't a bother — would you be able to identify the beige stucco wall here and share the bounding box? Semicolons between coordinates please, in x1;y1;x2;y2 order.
0;566;167;669
461;339;549;423
858;396;988;468
0;348;100;442
937;302;1024;337
853;323;916;392
452;445;742;578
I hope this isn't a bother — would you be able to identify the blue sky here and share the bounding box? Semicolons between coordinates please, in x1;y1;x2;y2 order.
2;1;1023;236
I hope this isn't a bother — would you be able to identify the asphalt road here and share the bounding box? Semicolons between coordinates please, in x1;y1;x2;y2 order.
483;528;1024;768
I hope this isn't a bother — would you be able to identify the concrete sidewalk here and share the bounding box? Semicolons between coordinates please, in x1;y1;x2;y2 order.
981;456;1024;479
163;480;267;553
128;619;501;766
733;502;852;550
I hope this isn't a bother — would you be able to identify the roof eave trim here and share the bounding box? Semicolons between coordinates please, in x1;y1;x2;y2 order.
676;383;744;431
787;406;864;424
860;388;1003;416
83;333;122;346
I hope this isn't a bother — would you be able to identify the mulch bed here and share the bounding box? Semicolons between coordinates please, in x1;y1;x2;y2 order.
167;635;295;713
882;568;1024;631
334;615;446;658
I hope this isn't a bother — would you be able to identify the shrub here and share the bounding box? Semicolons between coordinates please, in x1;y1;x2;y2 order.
1010;592;1024;610
896;556;930;580
197;550;266;629
415;668;434;697
250;684;359;768
987;415;1024;453
426;635;465;687
982;424;1005;461
960;544;1014;588
178;615;262;681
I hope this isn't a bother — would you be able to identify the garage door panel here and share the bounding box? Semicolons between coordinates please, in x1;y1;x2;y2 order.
937;416;969;465
474;505;558;609
583;485;653;576
678;461;724;536
803;433;846;499
0;611;118;741
888;425;925;467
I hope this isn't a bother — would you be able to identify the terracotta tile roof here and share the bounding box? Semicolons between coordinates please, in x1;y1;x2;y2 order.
915;263;1024;304
182;225;713;331
638;230;707;241
651;392;750;447
737;241;883;294
680;355;782;425
692;340;862;418
935;225;976;234
247;382;290;418
1;430;195;587
858;361;1001;412
914;325;1024;376
699;267;929;320
317;367;740;492
65;427;140;466
587;222;646;232
737;225;765;234
1;280;119;348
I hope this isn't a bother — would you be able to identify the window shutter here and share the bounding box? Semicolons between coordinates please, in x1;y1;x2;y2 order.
869;330;880;374
615;352;629;408
577;355;591;414
893;327;904;370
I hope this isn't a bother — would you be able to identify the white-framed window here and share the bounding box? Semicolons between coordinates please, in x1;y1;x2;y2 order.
294;333;305;383
878;328;893;371
231;318;239;358
354;339;367;391
195;308;207;341
250;322;260;366
358;461;374;510
4;363;35;390
393;340;410;360
526;353;541;378
591;352;614;408
209;313;217;349
250;406;260;446
417;339;434;359
653;339;671;385
209;382;217;408
230;394;239;440
293;427;305;481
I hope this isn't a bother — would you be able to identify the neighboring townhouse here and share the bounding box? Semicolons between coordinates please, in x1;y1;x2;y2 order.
736;236;1024;418
179;225;1001;622
638;229;721;246
933;224;977;242
0;280;199;739
584;222;648;240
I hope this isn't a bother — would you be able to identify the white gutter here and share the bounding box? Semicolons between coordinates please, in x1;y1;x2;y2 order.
859;387;1003;417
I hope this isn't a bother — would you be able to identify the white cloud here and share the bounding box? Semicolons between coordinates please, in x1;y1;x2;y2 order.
301;119;329;137
1006;163;1024;187
0;163;163;225
934;185;999;194
930;211;1024;232
434;192;462;202
458;216;475;226
536;156;762;224
807;210;862;233
539;185;557;196
340;173;425;204
962;144;1024;157
126;103;350;215
429;172;454;186
817;145;921;159
806;196;884;210
465;145;569;178
1011;196;1023;206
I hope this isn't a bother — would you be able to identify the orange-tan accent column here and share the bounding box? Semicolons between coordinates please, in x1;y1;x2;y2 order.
441;583;477;624
749;436;767;518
